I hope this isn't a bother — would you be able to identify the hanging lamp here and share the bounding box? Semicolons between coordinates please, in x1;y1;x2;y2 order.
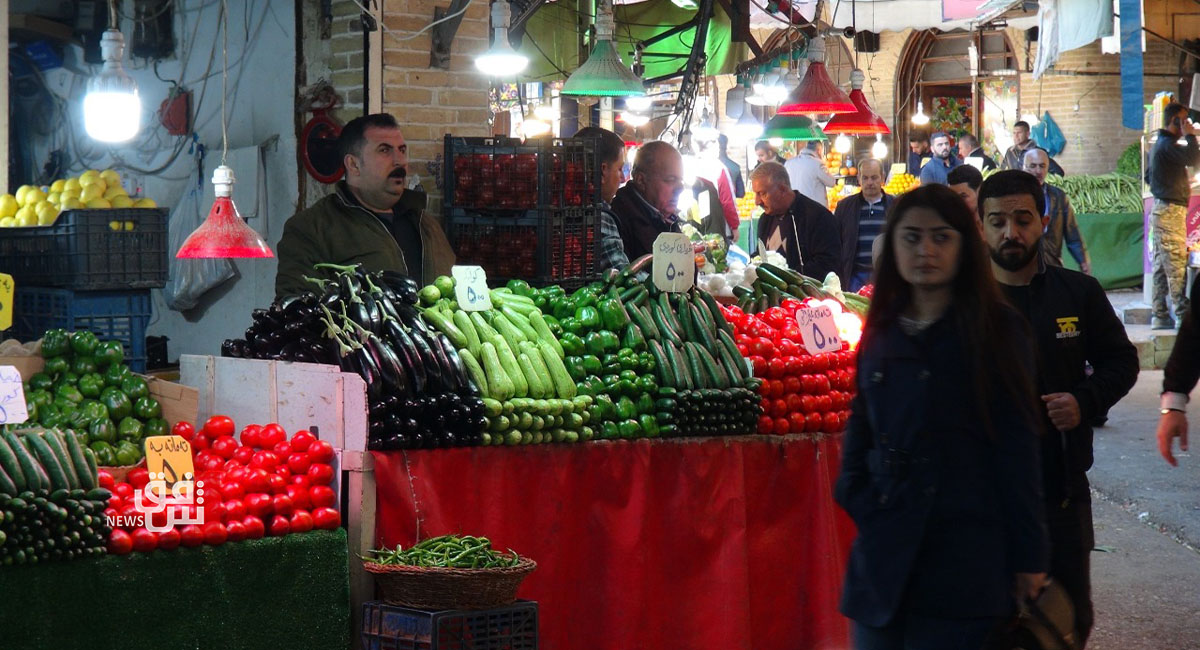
911;100;930;126
761;114;827;141
561;0;645;97
731;107;763;141
871;134;888;160
84;0;140;143
777;37;855;116
824;69;890;135
177;0;272;259
475;0;529;76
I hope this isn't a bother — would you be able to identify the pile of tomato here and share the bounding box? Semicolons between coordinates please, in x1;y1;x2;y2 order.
104;415;341;555
721;301;857;435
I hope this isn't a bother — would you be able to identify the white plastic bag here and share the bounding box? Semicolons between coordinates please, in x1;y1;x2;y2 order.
163;186;236;311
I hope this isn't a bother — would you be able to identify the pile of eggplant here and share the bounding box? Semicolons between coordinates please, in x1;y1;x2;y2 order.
221;263;486;449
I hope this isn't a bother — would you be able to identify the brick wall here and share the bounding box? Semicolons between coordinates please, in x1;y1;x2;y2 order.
329;0;367;125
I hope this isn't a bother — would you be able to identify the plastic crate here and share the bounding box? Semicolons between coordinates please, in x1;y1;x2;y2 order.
447;207;600;291
443;136;601;211
0;208;168;290
361;600;537;650
7;287;151;373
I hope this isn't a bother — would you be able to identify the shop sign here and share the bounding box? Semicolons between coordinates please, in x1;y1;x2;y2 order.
452;265;493;311
796;305;842;356
653;233;696;293
0;273;12;331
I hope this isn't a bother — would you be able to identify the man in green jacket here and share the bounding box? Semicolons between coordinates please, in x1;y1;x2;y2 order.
275;113;455;298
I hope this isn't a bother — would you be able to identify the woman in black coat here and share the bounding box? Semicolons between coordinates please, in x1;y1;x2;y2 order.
836;184;1049;649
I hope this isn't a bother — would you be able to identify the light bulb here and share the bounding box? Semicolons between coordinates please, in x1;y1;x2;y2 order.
620;112;649;127
84;30;141;143
520;118;551;137
475;1;530;76
834;134;852;154
732;109;763;141
624;95;652;112
871;135;888;160
768;137;783;147
911;100;930;126
533;104;558;121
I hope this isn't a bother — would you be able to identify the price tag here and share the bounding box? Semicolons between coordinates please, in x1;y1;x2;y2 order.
0;365;29;425
652;232;695;293
796;305;842;356
144;435;196;488
965;156;984;171
0;273;13;331
888;163;907;180
451;265;492;312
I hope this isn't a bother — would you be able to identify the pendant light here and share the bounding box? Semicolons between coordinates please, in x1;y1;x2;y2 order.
475;1;529;77
177;0;273;259
777;37;855;116
84;0;140;143
824;69;890;136
731;107;763;141
561;0;645;97
761;114;827;141
871;134;888;160
833;134;852;154
911;100;930;126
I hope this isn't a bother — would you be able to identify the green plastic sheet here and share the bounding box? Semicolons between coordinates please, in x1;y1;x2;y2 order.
1062;212;1144;290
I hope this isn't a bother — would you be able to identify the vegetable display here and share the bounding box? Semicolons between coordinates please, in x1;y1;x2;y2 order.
367;535;522;569
1045;173;1142;214
732;265;870;318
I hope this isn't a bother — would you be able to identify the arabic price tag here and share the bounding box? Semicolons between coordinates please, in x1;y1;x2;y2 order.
452;265;492;312
652;232;695;293
144;435;196;488
0;273;12;331
888;163;906;181
796;305;842;356
0;365;28;425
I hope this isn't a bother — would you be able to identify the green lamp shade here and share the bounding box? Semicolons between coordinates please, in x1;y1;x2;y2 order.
561;39;645;97
761;114;827;141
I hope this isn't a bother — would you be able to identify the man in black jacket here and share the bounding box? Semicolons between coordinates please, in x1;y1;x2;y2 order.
832;158;891;289
1157;273;1200;466
610;141;684;262
749;161;840;281
978;170;1140;648
956;133;997;171
1147;101;1199;329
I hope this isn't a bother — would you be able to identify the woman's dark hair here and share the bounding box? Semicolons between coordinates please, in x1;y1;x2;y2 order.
865;183;1038;437
573;126;625;166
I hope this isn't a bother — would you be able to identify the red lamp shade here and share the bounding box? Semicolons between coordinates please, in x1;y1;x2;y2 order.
777;38;855;116
176;166;273;258
823;70;890;136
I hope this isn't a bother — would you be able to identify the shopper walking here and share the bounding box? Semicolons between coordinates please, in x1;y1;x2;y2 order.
833;158;892;290
1147;101;1200;330
946;165;983;220
1022;148;1090;273
978;170;1139;648
836;183;1048;650
717;134;746;198
1157;273;1200;466
917;132;961;186
785;141;837;207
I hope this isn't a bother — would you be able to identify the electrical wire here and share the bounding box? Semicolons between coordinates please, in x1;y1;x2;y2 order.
116;0;175;24
347;0;473;43
220;0;228;164
524;31;571;78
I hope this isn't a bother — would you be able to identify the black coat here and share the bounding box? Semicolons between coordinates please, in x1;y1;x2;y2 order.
610;183;683;262
832;191;892;286
752;191;840;282
836;308;1049;627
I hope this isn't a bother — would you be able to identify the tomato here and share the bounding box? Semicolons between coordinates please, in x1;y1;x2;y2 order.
749;355;767;377
783;376;802;395
814;375;831;395
243;468;268;493
785;393;804;413
773;417;790;435
232;446;254;465
180;525;205;548
245;493;273;519
202;456;224;472
816;394;834;412
239;424;262;449
781;324;803;342
788;412;807;435
762;307;790;329
157;528;181;551
222;497;247;520
225;520;247;543
290;430;316;453
131;527;158;553
191;433;211;451
273;494;295;516
203;415;235;439
290;510;315;534
250;451;279;471
107;529;133;555
203;521;228;546
114;482;133;499
286;484;312;510
810;354;831;372
149;507;169;530
780;298;802;312
268;473;287;494
272;441;292;458
823;411;842;433
840;410;851;429
124;468;148;490
204;500;227;524
269;515;292;537
307;463;334;486
757;415;774;435
290;474;312;489
309;485;336;508
804;412;823;433
311;507;341;530
172;421;195;441
259;423;287;448
211;436;238;460
778;340;801;358
769;399;787;418
98;470;115;490
286;453;311;475
800;374;817;394
241;515;266;540
750;337;776;359
307;440;335;465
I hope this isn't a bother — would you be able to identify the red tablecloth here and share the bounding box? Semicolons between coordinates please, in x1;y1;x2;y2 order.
373;435;856;650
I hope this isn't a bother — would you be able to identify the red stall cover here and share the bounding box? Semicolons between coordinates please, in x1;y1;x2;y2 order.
373;435;856;650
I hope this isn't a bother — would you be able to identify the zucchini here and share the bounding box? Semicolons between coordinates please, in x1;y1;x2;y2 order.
452;310;481;354
420;308;468;349
492;312;529;353
517;352;548;399
27;433;69;491
5;432;42;492
491;335;528;397
480;342;515;400
0;434;27;491
521;343;558;398
501;305;540;341
62;431;96;490
458;349;491;398
538;341;577;398
470;312;501;342
528;311;564;358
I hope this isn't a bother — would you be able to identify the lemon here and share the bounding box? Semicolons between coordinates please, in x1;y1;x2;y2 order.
47;192;61;205
86;198;112;209
100;169;122;187
0;217;14;227
63;178;81;193
60;196;84;211
24;188;46;206
123;221;135;231
14;206;37;226
103;185;128;201
109;221;121;231
49;179;66;193
80;169;100;182
79;176;107;194
61;187;81;201
110;195;134;208
133;197;157;208
0;194;17;218
79;185;104;203
36;202;58;225
15;185;33;207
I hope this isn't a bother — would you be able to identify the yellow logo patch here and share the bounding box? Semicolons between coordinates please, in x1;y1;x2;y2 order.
1055;317;1080;339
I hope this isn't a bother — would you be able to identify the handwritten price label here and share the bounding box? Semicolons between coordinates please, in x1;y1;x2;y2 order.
652;233;695;293
144;435;196;488
796;305;842;356
0;273;13;331
0;365;28;425
451;265;492;312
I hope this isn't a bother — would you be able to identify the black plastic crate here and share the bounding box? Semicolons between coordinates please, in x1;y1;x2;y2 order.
443;136;600;211
446;207;600;291
0;208;168;290
361;600;537;650
7;287;151;373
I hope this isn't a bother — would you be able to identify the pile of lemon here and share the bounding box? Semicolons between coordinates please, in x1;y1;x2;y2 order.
0;169;157;228
883;173;919;196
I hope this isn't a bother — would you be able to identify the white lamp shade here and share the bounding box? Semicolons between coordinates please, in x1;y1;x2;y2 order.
85;29;141;143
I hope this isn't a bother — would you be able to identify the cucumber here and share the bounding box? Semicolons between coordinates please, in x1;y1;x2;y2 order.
5;432;42;492
27;433;69;492
689;301;719;351
668;342;695;390
692;343;730;389
628;303;661;341
81;447;99;484
492;312;529;353
528;311;564;358
42;430;78;490
647;339;676;388
517;352;548;399
501;306;540;342
491;335;528;397
62;431;96;490
0;435;27;491
682;343;707;389
480;342;515;400
538;341;577;398
759;262;804;286
452;310;481;354
754;264;790;290
656;293;684;336
698;290;733;337
85;487;112;502
651;300;684;347
470;312;501;342
0;463;16;495
458;349;491;399
716;330;747;383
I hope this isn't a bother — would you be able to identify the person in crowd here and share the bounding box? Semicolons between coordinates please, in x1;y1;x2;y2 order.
946;164;983;220
837;183;1048;649
785;140;837;207
749;161;840;282
1022;148;1090;273
918;132;961;186
754;141;786;167
1157;273;1200;466
1001;120;1065;175
907;131;930;175
956;133;997;171
696;138;740;235
833;158;891;291
574;126;629;272
276;113;454;298
717;134;746;198
978;170;1139;647
1147;101;1200;329
610;140;684;261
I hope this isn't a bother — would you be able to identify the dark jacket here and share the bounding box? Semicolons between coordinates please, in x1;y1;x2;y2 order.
1000;264;1139;504
836;308;1048;627
275;182;456;298
1042;184;1088;269
1148;131;1200;206
610;183;682;262
752;191;840;281
833;191;892;285
719;155;745;198
1163;273;1200;396
918;155;962;185
968;146;998;171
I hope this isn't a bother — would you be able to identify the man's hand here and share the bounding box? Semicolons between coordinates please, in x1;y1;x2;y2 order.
1157;410;1189;466
1080;261;1092;275
1042;393;1082;431
1015;572;1047;602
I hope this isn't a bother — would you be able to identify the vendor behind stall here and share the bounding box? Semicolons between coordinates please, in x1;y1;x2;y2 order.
610;141;685;261
275;113;455;298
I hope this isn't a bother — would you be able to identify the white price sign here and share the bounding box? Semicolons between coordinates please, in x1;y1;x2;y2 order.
652;232;695;293
0;365;29;425
451;265;492;312
796;305;842;356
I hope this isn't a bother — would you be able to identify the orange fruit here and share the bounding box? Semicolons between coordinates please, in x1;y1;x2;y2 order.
848;166;858;176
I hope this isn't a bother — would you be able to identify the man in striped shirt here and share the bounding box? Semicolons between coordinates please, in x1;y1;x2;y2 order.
833;158;891;291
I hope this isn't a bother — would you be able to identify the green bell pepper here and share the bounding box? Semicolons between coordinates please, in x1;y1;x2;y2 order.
79;400;109;424
114;441;140;466
41;329;70;358
53;397;77;418
143;417;168;438
614;379;637;397
616;397;637;420
89;441;116;467
99;387;132;420
618;369;638;383
574;306;601;330
506;279;533;297
601;374;621;391
56;371;79;388
638;414;661;437
552;297;578;321
43;357;69;378
560;317;584;336
580;355;602;375
69;331;99;357
88;418;117;445
618;419;641;439
594;394;617;420
54;384;84;404
103;363;130;388
27;373;54;391
117;416;145;442
598;298;631;331
95;341;124;367
573;288;598;309
78;373;104;399
622;323;646;352
637;375;659;396
542;315;563;338
636;392;656;415
585;330;620;356
638;352;657;374
565;357;586;381
71;356;99;376
133;396;161;420
121;376;150;401
38;403;64;429
618;355;639;372
559;332;585;356
601;420;620;440
28;389;52;410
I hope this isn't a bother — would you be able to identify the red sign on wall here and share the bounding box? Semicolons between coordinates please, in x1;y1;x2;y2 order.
942;0;983;20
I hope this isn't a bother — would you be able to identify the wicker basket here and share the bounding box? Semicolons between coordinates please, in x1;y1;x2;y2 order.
363;559;537;610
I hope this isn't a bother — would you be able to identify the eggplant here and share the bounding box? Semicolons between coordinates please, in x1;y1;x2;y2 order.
394;303;430;335
384;319;428;395
338;273;362;298
437;336;474;394
366;335;409;398
405;326;444;392
362;293;383;334
353;346;382;399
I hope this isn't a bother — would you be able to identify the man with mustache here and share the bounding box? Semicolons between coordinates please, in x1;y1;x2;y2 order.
977;170;1138;648
276;113;455;297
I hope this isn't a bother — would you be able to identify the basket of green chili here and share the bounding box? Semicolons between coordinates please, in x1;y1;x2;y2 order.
363;535;536;609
